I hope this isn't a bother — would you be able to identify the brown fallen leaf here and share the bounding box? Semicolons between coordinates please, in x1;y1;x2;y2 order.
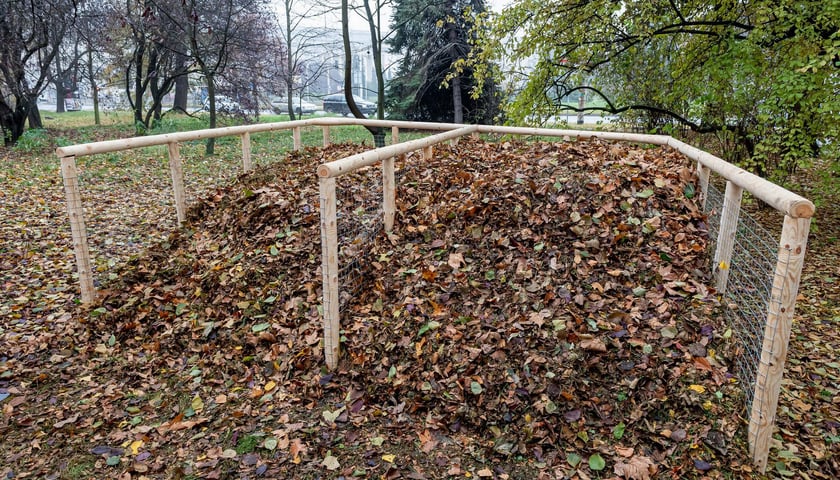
580;337;607;352
614;455;657;479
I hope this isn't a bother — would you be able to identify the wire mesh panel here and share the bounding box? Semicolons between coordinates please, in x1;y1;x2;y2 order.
703;182;779;413
336;164;385;307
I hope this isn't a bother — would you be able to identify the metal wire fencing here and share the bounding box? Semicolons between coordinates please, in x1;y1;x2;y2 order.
704;184;776;411
333;149;417;309
335;164;385;307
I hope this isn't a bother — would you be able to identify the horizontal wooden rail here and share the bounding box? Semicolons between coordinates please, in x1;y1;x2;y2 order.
668;139;814;219
476;125;671;145
56;120;312;157
317;126;478;178
55;118;468;159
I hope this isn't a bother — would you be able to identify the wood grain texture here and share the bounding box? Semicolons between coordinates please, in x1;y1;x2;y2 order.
714;181;742;294
167;142;187;225
749;216;810;472
319;177;340;369
60;156;95;303
241;132;252;172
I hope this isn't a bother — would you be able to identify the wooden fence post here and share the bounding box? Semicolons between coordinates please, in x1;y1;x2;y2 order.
748;215;811;472
322;126;331;147
167;142;187;225
319;177;340;369
392;126;406;163
696;163;711;211
60;156;95;303
383;156;396;232
293;127;302;151
423;145;433;161
714;181;742;294
241;132;252;172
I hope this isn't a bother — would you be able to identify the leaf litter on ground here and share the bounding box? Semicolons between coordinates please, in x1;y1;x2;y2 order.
2;134;837;479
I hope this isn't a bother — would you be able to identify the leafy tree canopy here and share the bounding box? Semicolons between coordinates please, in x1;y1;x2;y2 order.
471;0;839;177
387;0;499;123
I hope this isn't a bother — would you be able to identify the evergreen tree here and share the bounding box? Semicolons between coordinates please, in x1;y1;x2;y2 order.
386;0;498;124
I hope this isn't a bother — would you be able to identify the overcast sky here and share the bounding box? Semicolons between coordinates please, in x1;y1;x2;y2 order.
272;0;511;33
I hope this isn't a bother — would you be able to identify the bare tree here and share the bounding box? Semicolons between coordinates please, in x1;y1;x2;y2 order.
341;0;388;145
101;0;188;133
0;0;76;144
172;0;271;154
276;0;337;120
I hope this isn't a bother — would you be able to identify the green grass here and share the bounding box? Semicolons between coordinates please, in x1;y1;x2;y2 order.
60;458;96;480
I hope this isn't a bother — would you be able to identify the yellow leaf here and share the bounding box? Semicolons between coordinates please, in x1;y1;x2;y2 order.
702;400;713;411
191;395;204;412
688;384;706;394
718;261;728;270
382;454;396;463
130;440;144;455
264;381;276;392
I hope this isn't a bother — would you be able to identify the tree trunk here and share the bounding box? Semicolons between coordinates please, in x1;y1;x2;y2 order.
88;50;100;125
1;103;27;146
206;73;216;155
284;0;296;121
447;9;463;124
132;43;146;134
28;102;43;129
451;74;463;124
173;54;189;113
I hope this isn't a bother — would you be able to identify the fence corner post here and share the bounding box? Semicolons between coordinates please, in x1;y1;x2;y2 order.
60;155;95;303
241;132;252;172
714;181;742;294
748;215;810;473
319;176;340;369
167;142;187;225
293;126;302;151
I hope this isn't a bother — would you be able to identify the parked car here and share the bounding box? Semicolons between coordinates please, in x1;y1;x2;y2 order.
322;93;376;116
202;95;242;114
271;97;318;115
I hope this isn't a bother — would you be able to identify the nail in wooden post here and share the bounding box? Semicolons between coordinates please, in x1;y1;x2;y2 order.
383;155;396;232
748;215;810;472
293;126;302;151
241;132;252;172
60;156;95;303
423;145;433;161
319;176;340;369
322;126;331;147
714;181;742;294
167;142;187;225
696;163;711;211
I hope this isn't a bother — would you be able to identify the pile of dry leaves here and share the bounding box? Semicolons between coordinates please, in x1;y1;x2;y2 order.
3;138;760;479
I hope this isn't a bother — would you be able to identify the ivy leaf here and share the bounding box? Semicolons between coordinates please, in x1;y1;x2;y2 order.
613;422;626;440
589;453;606;471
